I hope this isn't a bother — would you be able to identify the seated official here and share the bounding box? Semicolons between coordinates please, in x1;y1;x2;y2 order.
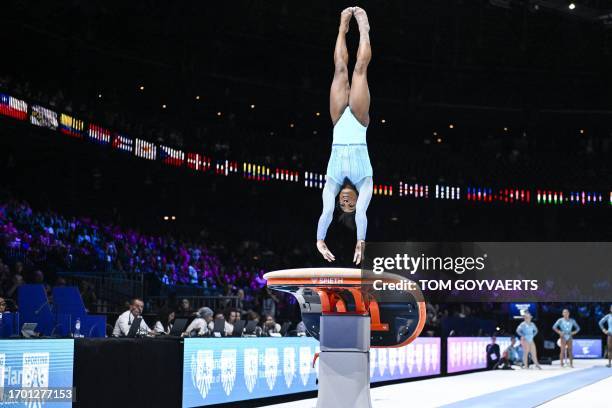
296;321;307;336
500;336;521;369
0;297;9;314
153;309;176;335
227;308;240;326
245;311;263;336
262;314;281;336
486;335;501;369
112;298;154;337
209;312;234;336
183;307;214;337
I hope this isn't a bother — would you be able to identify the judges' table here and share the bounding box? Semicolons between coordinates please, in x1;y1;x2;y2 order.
73;337;183;408
0;335;440;407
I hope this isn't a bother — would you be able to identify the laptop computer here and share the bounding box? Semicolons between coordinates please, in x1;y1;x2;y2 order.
126;317;142;338
168;318;188;336
21;323;38;338
244;320;258;336
212;318;225;337
231;320;246;337
280;322;291;337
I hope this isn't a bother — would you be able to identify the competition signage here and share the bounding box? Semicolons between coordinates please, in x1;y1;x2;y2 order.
572;338;602;359
0;339;74;407
447;337;511;373
182;337;441;407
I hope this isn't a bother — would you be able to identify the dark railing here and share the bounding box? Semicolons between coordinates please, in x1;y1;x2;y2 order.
148;295;240;313
57;271;239;314
58;271;144;313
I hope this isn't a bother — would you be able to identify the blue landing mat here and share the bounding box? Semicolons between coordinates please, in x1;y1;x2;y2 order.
440;366;612;408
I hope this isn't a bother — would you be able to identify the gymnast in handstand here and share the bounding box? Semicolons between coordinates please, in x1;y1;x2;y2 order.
316;7;373;265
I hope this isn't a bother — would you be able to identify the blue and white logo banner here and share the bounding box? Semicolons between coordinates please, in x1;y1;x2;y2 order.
447;337;511;373
183;337;320;407
182;337;442;407
572;338;602;359
0;339;74;408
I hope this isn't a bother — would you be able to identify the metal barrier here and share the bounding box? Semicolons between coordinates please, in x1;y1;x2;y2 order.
57;271;239;314
58;272;144;313
147;295;240;312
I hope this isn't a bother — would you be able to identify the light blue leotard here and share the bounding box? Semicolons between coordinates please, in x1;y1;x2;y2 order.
599;313;612;335
317;107;373;241
553;318;580;341
517;321;538;342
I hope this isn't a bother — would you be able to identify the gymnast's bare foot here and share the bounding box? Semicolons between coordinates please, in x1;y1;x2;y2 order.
353;7;370;34
339;7;353;33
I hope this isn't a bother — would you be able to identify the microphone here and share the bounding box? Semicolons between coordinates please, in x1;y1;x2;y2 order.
50;323;62;337
88;324;98;338
34;300;52;315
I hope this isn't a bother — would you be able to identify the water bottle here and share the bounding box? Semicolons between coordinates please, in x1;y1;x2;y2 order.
75;319;81;338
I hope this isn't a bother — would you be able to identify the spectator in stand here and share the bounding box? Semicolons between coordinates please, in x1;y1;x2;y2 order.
183;307;213;337
79;281;97;313
0;297;7;313
0;198;268;300
178;298;193;317
261;287;279;319
5;274;23;300
32;270;44;284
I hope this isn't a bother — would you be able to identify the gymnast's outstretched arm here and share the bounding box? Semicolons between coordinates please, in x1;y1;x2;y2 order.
353;176;373;264
316;178;341;262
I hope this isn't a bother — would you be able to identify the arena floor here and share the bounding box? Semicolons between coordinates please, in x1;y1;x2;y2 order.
263;359;611;408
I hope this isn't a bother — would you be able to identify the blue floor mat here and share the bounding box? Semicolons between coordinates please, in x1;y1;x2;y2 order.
440;366;612;408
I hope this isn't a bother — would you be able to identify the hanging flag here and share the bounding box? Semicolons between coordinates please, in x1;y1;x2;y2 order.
0;93;27;120
87;124;112;145
59;113;84;138
30;104;58;130
112;134;133;153
159;145;184;167
135;138;156;160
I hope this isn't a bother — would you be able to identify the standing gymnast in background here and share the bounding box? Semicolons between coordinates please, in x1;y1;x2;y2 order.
599;304;612;368
316;7;374;265
552;308;580;368
516;311;542;369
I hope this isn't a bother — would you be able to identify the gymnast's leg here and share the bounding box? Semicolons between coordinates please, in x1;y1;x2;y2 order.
349;7;371;127
330;8;352;125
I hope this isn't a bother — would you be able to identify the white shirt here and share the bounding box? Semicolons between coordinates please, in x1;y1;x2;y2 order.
184;318;210;336
113;310;150;337
153;321;172;334
208;320;234;336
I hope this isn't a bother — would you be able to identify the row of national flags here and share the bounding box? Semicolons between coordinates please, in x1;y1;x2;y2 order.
7;92;612;205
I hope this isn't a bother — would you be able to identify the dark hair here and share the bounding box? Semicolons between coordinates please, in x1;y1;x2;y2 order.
129;297;143;305
157;308;176;331
336;177;358;230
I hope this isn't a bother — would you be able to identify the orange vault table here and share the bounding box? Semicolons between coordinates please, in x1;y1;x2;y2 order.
264;268;426;408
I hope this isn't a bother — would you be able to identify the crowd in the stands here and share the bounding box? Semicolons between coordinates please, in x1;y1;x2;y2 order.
0;197;268;297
